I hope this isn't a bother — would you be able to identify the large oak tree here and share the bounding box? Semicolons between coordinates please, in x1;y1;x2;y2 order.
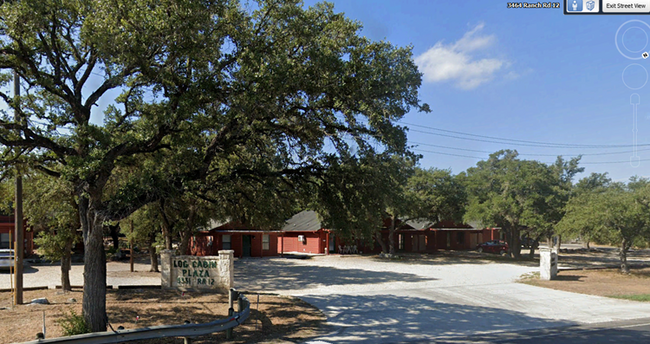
0;0;428;331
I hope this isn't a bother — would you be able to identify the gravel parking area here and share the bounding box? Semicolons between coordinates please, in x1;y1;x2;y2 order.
234;254;650;343
0;259;160;290
4;251;650;343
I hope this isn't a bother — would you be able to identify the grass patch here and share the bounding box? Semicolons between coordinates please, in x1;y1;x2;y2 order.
518;271;540;282
609;294;650;302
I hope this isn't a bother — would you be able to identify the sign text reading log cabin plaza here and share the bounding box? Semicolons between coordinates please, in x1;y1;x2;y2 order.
161;250;234;292
173;259;218;286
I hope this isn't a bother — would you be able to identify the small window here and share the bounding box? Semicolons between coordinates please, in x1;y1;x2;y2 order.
457;232;465;244
262;234;270;250
0;233;9;249
223;235;231;250
398;234;404;250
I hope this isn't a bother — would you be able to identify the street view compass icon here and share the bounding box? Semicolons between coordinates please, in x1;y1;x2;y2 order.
586;0;595;11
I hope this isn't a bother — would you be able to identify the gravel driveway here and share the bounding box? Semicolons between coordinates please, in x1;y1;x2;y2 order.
4;253;650;343
0;260;160;289
234;255;650;343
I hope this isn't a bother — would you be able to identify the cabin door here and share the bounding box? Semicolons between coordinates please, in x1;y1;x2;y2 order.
242;235;252;257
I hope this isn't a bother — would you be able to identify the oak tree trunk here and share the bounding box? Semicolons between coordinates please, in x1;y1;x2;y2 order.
178;206;197;255
149;230;159;272
388;217;396;255
60;238;73;292
108;224;120;251
179;231;192;256
620;238;630;274
375;230;388;254
80;197;108;332
511;234;522;259
159;201;173;250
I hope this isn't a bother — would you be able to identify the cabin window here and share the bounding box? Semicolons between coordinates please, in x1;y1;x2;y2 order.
457;232;465;244
223;235;231;250
0;233;9;249
262;234;270;250
398;234;405;250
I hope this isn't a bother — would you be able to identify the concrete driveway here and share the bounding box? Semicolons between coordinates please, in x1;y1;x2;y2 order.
234;255;650;343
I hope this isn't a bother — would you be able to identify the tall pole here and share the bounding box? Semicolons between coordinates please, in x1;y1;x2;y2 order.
14;70;23;305
130;220;134;272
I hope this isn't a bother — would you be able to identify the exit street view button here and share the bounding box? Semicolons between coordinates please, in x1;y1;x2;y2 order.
603;0;650;13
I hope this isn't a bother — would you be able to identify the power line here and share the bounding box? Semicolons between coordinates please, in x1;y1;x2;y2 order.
402;122;650;149
412;148;485;160
411;148;650;165
410;141;650;157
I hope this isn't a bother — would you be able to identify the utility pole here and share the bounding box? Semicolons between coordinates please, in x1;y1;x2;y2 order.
130;220;134;273
14;70;23;305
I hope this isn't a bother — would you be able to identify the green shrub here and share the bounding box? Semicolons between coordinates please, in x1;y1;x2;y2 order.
58;310;90;336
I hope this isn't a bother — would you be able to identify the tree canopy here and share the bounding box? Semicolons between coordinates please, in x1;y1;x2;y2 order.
463;150;582;258
0;0;428;330
559;179;650;272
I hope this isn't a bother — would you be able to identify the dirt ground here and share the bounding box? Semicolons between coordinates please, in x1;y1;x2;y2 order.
0;288;325;344
520;267;650;298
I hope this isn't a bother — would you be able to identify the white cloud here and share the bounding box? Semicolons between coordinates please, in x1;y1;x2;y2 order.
415;23;509;90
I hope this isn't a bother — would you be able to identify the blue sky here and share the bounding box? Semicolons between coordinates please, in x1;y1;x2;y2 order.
303;0;650;182
3;1;648;183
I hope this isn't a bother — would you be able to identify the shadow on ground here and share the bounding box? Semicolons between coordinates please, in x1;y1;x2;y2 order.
451;320;650;344
369;251;539;267
301;294;575;344
0;266;39;274
234;258;436;292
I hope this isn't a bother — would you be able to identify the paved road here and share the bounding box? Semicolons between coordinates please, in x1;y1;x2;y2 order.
234;255;650;344
444;318;650;344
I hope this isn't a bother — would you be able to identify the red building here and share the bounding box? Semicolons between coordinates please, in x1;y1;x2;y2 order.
278;210;329;255
0;215;34;256
190;210;329;257
190;211;501;257
190;221;280;258
336;219;501;254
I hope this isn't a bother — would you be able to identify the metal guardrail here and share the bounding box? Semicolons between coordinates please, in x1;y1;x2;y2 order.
15;293;250;344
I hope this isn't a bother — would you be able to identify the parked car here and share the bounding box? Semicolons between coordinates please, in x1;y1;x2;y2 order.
0;249;14;270
476;240;508;255
520;237;539;249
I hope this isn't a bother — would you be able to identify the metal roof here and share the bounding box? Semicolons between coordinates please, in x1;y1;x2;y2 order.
281;210;323;232
405;219;436;230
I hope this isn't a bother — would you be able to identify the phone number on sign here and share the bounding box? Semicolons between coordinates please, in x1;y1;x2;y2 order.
507;2;560;8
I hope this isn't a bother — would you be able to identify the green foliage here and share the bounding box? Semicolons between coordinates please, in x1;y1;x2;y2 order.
406;167;467;223
23;173;79;262
559;179;650;271
58;310;90;336
315;153;415;243
0;0;429;330
463;151;582;257
557;172;611;243
0;179;14;215
609;294;650;302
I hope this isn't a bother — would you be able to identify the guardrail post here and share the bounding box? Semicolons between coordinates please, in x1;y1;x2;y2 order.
183;337;192;344
226;288;237;339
